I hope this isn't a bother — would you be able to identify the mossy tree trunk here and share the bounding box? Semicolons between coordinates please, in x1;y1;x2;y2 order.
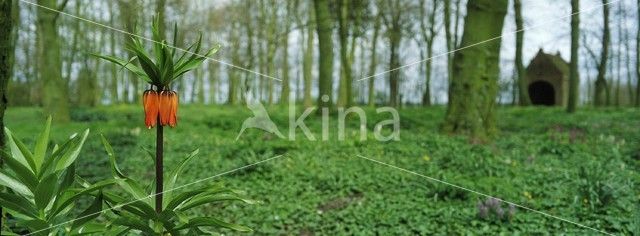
567;0;580;112
594;0;610;107
37;0;70;122
314;0;333;109
303;3;314;108
280;1;292;104
117;0;139;103
227;22;241;105
442;0;508;140
336;0;351;108
367;14;381;107
636;0;640;107
265;2;277;105
514;0;531;106
379;0;407;107
443;0;453;82
419;0;438;106
0;0;16;228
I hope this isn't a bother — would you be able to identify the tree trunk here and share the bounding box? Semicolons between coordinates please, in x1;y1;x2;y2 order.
337;0;352;107
227;24;240;105
208;62;218;104
0;0;16;228
623;8;634;105
314;0;333;109
420;0;438;106
514;0;530;106
265;3;277;105
567;0;580;112
280;1;292;104
368;14;381;107
303;5;314;108
37;0;70;122
442;0;508;140
388;31;401;107
444;0;453;82
108;1;119;104
117;0;138;103
636;0;640;107
594;0;610;107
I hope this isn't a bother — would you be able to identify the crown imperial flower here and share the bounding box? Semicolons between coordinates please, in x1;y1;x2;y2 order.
144;90;178;128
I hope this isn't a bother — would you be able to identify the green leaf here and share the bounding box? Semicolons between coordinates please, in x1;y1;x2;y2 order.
33;116;52;173
164;184;228;211
5;127;37;172
115;178;153;207
0;150;38;191
163;149;199;208
0;169;33;197
54;129;89;172
51;179;115;217
160;44;174;84
101;135;125;178
34;173;59;210
70;193;103;231
0;192;38;218
40;136;78;178
91;53;151;83
59;163;76;194
127;39;161;84
111;216;155;233
179;193;257;212
103;192;156;220
175;217;252;232
68;222;107;236
140;147;156;166
173;45;220;81
171;22;178;55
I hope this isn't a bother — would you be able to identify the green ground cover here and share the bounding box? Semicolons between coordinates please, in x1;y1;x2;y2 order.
4;105;639;235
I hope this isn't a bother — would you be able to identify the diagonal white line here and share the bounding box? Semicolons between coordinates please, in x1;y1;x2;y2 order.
24;154;286;236
18;0;282;82
357;0;623;82
355;154;614;236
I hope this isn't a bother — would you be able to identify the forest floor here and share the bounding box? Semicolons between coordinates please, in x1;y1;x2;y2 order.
5;105;640;235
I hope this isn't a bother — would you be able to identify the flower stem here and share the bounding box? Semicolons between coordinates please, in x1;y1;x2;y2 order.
155;117;164;213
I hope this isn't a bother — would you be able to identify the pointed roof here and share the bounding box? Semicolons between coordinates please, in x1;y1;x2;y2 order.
531;49;569;76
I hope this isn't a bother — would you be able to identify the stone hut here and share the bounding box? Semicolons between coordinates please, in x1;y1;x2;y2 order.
525;49;570;106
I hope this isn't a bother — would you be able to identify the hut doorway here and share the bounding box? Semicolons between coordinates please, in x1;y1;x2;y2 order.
528;81;555;106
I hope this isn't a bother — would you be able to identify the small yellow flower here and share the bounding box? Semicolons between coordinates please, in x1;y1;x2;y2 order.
422;155;431;161
523;191;532;200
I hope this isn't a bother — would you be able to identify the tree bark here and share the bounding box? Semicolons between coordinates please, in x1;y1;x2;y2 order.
444;0;453;82
442;0;508;140
0;0;16;228
37;0;70;122
594;0;610;107
514;0;531;106
314;0;333;109
367;14;381;107
303;4;314;108
227;23;241;105
567;0;580;112
280;1;292;104
636;0;640;107
337;0;352;107
420;0;438;106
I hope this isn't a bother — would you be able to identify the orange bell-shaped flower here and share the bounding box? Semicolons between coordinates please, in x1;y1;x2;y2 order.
168;91;178;127
158;90;178;127
143;90;159;129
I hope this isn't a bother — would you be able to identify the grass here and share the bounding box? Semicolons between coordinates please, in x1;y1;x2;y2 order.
4;105;640;235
